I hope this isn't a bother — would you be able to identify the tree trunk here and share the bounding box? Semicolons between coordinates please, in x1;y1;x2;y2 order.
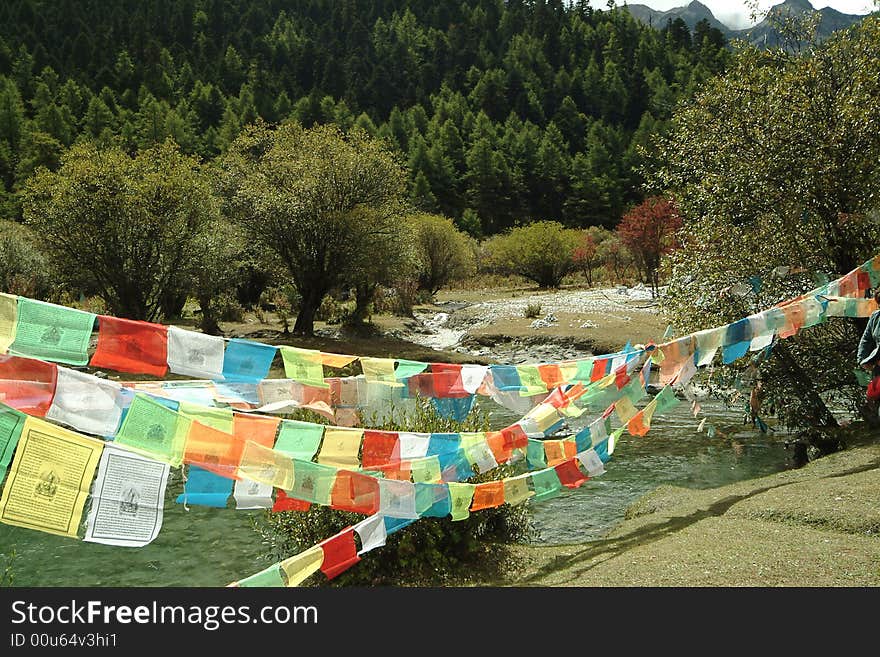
773;341;839;428
351;282;376;325
197;294;222;336
294;288;322;336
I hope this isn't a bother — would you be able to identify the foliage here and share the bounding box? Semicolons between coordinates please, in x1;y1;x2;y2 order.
410;212;476;294
0;218;53;298
524;302;542;319
485;220;580;289
648;17;880;428
572;226;613;287
597;233;635;284
218;121;410;335
0;549;14;587
0;2;730;229
254;397;534;586
21;140;220;321
616;195;682;295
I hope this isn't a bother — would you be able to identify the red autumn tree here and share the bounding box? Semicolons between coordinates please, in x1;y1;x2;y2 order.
616;196;682;296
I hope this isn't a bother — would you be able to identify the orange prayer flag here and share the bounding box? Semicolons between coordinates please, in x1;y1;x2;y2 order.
184;421;244;478
543;440;568;466
321;352;358;368
627;410;650;437
470;481;505;511
538;363;565;390
232;413;280;448
330;470;380;515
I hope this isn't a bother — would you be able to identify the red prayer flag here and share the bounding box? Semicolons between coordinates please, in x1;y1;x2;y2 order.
470;481;505;511
500;424;528;450
0;354;57;416
272;489;310;512
361;430;400;468
90;315;168;377
431;363;468;397
320;529;361;580
554;458;588;489
590;358;609;382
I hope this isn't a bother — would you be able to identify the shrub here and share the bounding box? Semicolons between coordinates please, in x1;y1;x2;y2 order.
524;302;542;318
483;220;580;288
0;220;54;299
253;397;534;586
410;213;476;294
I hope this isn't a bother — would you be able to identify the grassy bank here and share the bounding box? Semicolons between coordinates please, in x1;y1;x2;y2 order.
483;429;880;587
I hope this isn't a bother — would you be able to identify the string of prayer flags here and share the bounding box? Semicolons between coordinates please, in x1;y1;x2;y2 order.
85;447;170;546
0;293;18;354
694;327;724;366
279;347;328;388
90;315;168;377
221;338;277;383
281;546;324;586
114;394;191;467
46;368;125;437
8;298;96;366
319;528;361;580
0;416;103;537
166;326;225;379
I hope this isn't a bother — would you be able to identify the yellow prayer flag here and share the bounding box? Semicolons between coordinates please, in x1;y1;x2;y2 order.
558;362;579;385
237;440;294;490
0;293;17;354
359;357;402;387
0;417;102;538
614;396;638;424
503;474;534;506
321;353;358;369
526;403;561;434
317;427;363;468
280;546;324;587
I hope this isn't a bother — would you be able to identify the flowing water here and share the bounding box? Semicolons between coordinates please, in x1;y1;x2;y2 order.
0;396;793;587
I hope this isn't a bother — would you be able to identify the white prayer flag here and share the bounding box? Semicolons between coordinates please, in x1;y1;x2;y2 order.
46;367;125;436
354;514;387;555
460;365;489;394
84;447;169;547
576;449;606;477
233;478;274;509
398;432;430;460
378;479;418;519
167;326;225;379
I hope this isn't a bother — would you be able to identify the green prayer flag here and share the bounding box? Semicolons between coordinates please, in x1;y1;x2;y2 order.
0;404;26;481
526;439;547;469
573;359;594;382
530;468;563;502
178;402;234;433
115;394;190;466
411;455;441;483
854;368;870;387
279;347;328;388
9;297;96;365
621;378;646;405
515;365;547;395
274;420;324;461
287;460;336;505
447;482;475;521
653;385;681;415
237;563;285;588
394;359;429;379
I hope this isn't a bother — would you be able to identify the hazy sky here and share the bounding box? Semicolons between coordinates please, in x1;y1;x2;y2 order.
608;1;876;29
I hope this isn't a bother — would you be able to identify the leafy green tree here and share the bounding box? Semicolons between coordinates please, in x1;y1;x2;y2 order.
21;140;220;321
649;18;880;428
484;220;580;288
410;212;476;294
218;121;409;335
